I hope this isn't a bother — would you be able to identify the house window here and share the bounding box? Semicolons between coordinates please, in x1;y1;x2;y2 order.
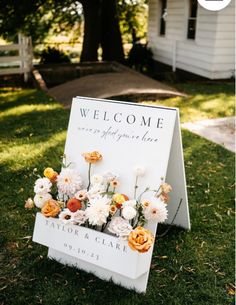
187;0;198;39
159;0;167;36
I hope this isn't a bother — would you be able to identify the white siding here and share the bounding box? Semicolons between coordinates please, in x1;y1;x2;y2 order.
148;0;235;79
212;1;235;78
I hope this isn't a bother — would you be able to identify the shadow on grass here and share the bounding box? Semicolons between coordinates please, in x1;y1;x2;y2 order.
0;88;56;111
0;108;69;140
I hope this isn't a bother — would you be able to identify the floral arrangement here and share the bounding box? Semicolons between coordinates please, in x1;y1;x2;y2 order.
25;151;172;253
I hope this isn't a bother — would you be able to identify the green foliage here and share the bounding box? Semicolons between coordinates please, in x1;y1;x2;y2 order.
40;47;71;64
0;87;234;305
0;0;83;43
118;0;148;43
0;0;147;46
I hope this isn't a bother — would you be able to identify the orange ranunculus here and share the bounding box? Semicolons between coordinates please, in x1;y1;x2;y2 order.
41;199;61;217
67;198;82;212
82;151;102;163
112;193;129;208
44;168;58;182
128;226;154;253
50;171;58;182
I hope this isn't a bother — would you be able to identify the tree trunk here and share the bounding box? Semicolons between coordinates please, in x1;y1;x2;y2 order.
100;0;124;62
80;0;124;63
80;0;101;62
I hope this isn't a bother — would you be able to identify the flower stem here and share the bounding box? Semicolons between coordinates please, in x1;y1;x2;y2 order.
134;175;139;199
87;163;92;191
157;198;183;238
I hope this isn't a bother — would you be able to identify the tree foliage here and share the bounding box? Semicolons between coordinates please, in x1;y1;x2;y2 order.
118;0;148;43
0;0;82;42
0;0;147;62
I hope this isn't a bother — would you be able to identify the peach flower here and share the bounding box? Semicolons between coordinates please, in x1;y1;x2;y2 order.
109;205;117;215
110;180;120;188
160;192;170;203
41;199;61;217
128;226;154;253
161;183;172;194
24;198;34;209
82;151;102;163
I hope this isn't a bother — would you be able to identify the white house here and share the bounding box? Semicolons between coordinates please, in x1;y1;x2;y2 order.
148;0;235;79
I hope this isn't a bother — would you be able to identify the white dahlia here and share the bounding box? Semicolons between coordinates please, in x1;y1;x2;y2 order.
108;217;133;238
57;168;83;197
86;196;111;226
144;197;168;223
122;200;137;208
34;177;52;194
122;206;137;220
34;193;52;208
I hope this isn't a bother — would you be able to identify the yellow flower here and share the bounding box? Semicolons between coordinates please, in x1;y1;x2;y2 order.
142;200;151;208
112;193;129;208
128;226;154;253
41;199;61;218
82;151;102;163
44;167;55;179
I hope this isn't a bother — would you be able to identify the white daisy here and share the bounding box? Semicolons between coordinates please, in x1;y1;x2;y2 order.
74;189;88;201
34;193;52;208
108;217;133;238
34;177;52;194
144;197;168;223
86;196;111;226
122;206;137;220
57;168;83;197
59;208;74;224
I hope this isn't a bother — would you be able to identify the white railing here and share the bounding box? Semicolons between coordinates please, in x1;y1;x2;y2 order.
0;33;33;81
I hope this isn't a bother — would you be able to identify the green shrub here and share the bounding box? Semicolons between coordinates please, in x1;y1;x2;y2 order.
127;43;153;73
40;47;71;64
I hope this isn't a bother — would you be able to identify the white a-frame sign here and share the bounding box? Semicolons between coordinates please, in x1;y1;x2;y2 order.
33;97;190;293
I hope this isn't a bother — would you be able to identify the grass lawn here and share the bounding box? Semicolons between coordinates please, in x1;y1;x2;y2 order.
0;85;235;305
113;82;235;122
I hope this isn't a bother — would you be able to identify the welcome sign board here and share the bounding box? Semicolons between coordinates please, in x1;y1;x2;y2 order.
33;97;190;292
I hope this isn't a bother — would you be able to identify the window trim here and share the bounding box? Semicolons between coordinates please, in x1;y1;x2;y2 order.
187;0;198;40
159;0;167;37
